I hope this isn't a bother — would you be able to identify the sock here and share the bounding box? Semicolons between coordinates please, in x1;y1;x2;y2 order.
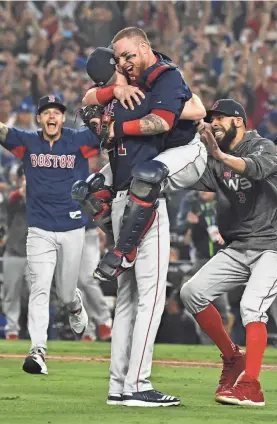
245;322;267;380
194;304;236;358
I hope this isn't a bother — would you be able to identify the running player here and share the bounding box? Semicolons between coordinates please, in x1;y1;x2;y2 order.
0;95;99;374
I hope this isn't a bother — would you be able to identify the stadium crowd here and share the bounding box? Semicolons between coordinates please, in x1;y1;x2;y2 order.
0;0;277;345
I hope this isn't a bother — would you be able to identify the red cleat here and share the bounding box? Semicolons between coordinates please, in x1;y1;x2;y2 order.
81;335;96;342
215;345;246;397
6;334;19;340
98;324;112;341
216;373;265;406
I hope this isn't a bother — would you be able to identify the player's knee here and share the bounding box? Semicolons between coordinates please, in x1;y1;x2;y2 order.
180;280;198;313
130;160;169;203
239;298;268;327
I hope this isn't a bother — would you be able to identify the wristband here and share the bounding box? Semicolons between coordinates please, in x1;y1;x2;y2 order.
96;85;117;104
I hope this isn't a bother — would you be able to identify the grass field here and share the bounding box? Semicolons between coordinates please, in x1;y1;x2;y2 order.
0;341;276;424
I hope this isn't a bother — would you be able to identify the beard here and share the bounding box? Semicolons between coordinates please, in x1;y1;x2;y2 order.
212;121;237;153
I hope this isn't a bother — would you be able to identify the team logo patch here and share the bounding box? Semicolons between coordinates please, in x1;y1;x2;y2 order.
48;95;56;103
211;101;219;110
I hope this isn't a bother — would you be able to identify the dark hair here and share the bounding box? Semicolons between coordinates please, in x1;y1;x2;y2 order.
112;27;150;45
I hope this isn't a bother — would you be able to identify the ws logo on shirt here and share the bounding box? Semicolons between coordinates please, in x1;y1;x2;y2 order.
223;173;252;204
30;154;76;169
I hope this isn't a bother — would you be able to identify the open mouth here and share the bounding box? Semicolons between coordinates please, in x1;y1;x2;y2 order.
47;122;57;130
125;64;134;74
213;129;224;138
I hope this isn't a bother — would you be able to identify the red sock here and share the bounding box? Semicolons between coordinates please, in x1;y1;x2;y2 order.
194;304;236;358
245;322;267;380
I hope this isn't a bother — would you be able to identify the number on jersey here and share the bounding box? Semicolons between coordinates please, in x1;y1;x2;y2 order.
118;142;127;156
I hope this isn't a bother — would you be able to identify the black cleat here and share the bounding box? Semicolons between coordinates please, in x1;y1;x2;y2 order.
122;390;180;407
106;393;123;406
23;349;48;375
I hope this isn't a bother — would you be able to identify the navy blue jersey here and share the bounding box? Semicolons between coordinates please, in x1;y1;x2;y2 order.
3;127;99;232
166;120;196;149
108;64;192;191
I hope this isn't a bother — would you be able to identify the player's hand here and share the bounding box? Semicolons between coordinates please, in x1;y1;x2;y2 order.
217;233;225;245
195;119;211;135
200;129;226;161
113;85;145;111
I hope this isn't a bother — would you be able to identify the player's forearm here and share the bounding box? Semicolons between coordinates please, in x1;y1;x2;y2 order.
82;88;101;106
82;86;117;106
180;94;206;121
114;113;170;138
0;122;8;143
220;154;246;174
138;113;170;134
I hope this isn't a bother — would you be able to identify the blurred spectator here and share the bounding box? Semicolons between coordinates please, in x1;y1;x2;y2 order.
13;103;37;131
0;0;275;139
2;165;30;340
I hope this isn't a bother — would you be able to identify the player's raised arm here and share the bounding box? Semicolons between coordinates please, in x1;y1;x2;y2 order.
0;121;27;160
82;47;144;108
113;69;190;137
180;93;206;121
202;99;277;179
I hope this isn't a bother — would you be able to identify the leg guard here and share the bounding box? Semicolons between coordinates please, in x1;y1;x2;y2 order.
93;161;169;282
115;160;169;255
71;173;114;236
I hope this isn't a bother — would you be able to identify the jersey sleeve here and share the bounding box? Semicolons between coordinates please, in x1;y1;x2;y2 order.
242;138;277;180
149;70;192;118
76;128;100;158
191;158;217;192
3;128;27;159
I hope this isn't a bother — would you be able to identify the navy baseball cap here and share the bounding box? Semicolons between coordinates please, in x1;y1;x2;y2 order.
37;95;66;114
16;103;34;113
206;99;247;126
86;47;116;86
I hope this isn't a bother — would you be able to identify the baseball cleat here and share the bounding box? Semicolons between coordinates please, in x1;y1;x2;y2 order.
215;345;246;398
216;373;265;406
122;390;180;407
107;393;123;406
69;288;88;339
98;323;112;341
6;334;19;340
23;348;48;375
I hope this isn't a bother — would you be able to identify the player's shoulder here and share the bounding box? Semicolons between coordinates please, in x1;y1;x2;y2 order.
9;127;39;137
246;130;276;152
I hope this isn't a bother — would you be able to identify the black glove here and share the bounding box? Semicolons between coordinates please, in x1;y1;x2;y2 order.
77;104;103;133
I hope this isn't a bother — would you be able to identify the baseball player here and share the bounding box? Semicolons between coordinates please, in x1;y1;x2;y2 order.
72;29;206;407
2;165;31;340
81;41;207;283
0;95;99;375
181;99;277;407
